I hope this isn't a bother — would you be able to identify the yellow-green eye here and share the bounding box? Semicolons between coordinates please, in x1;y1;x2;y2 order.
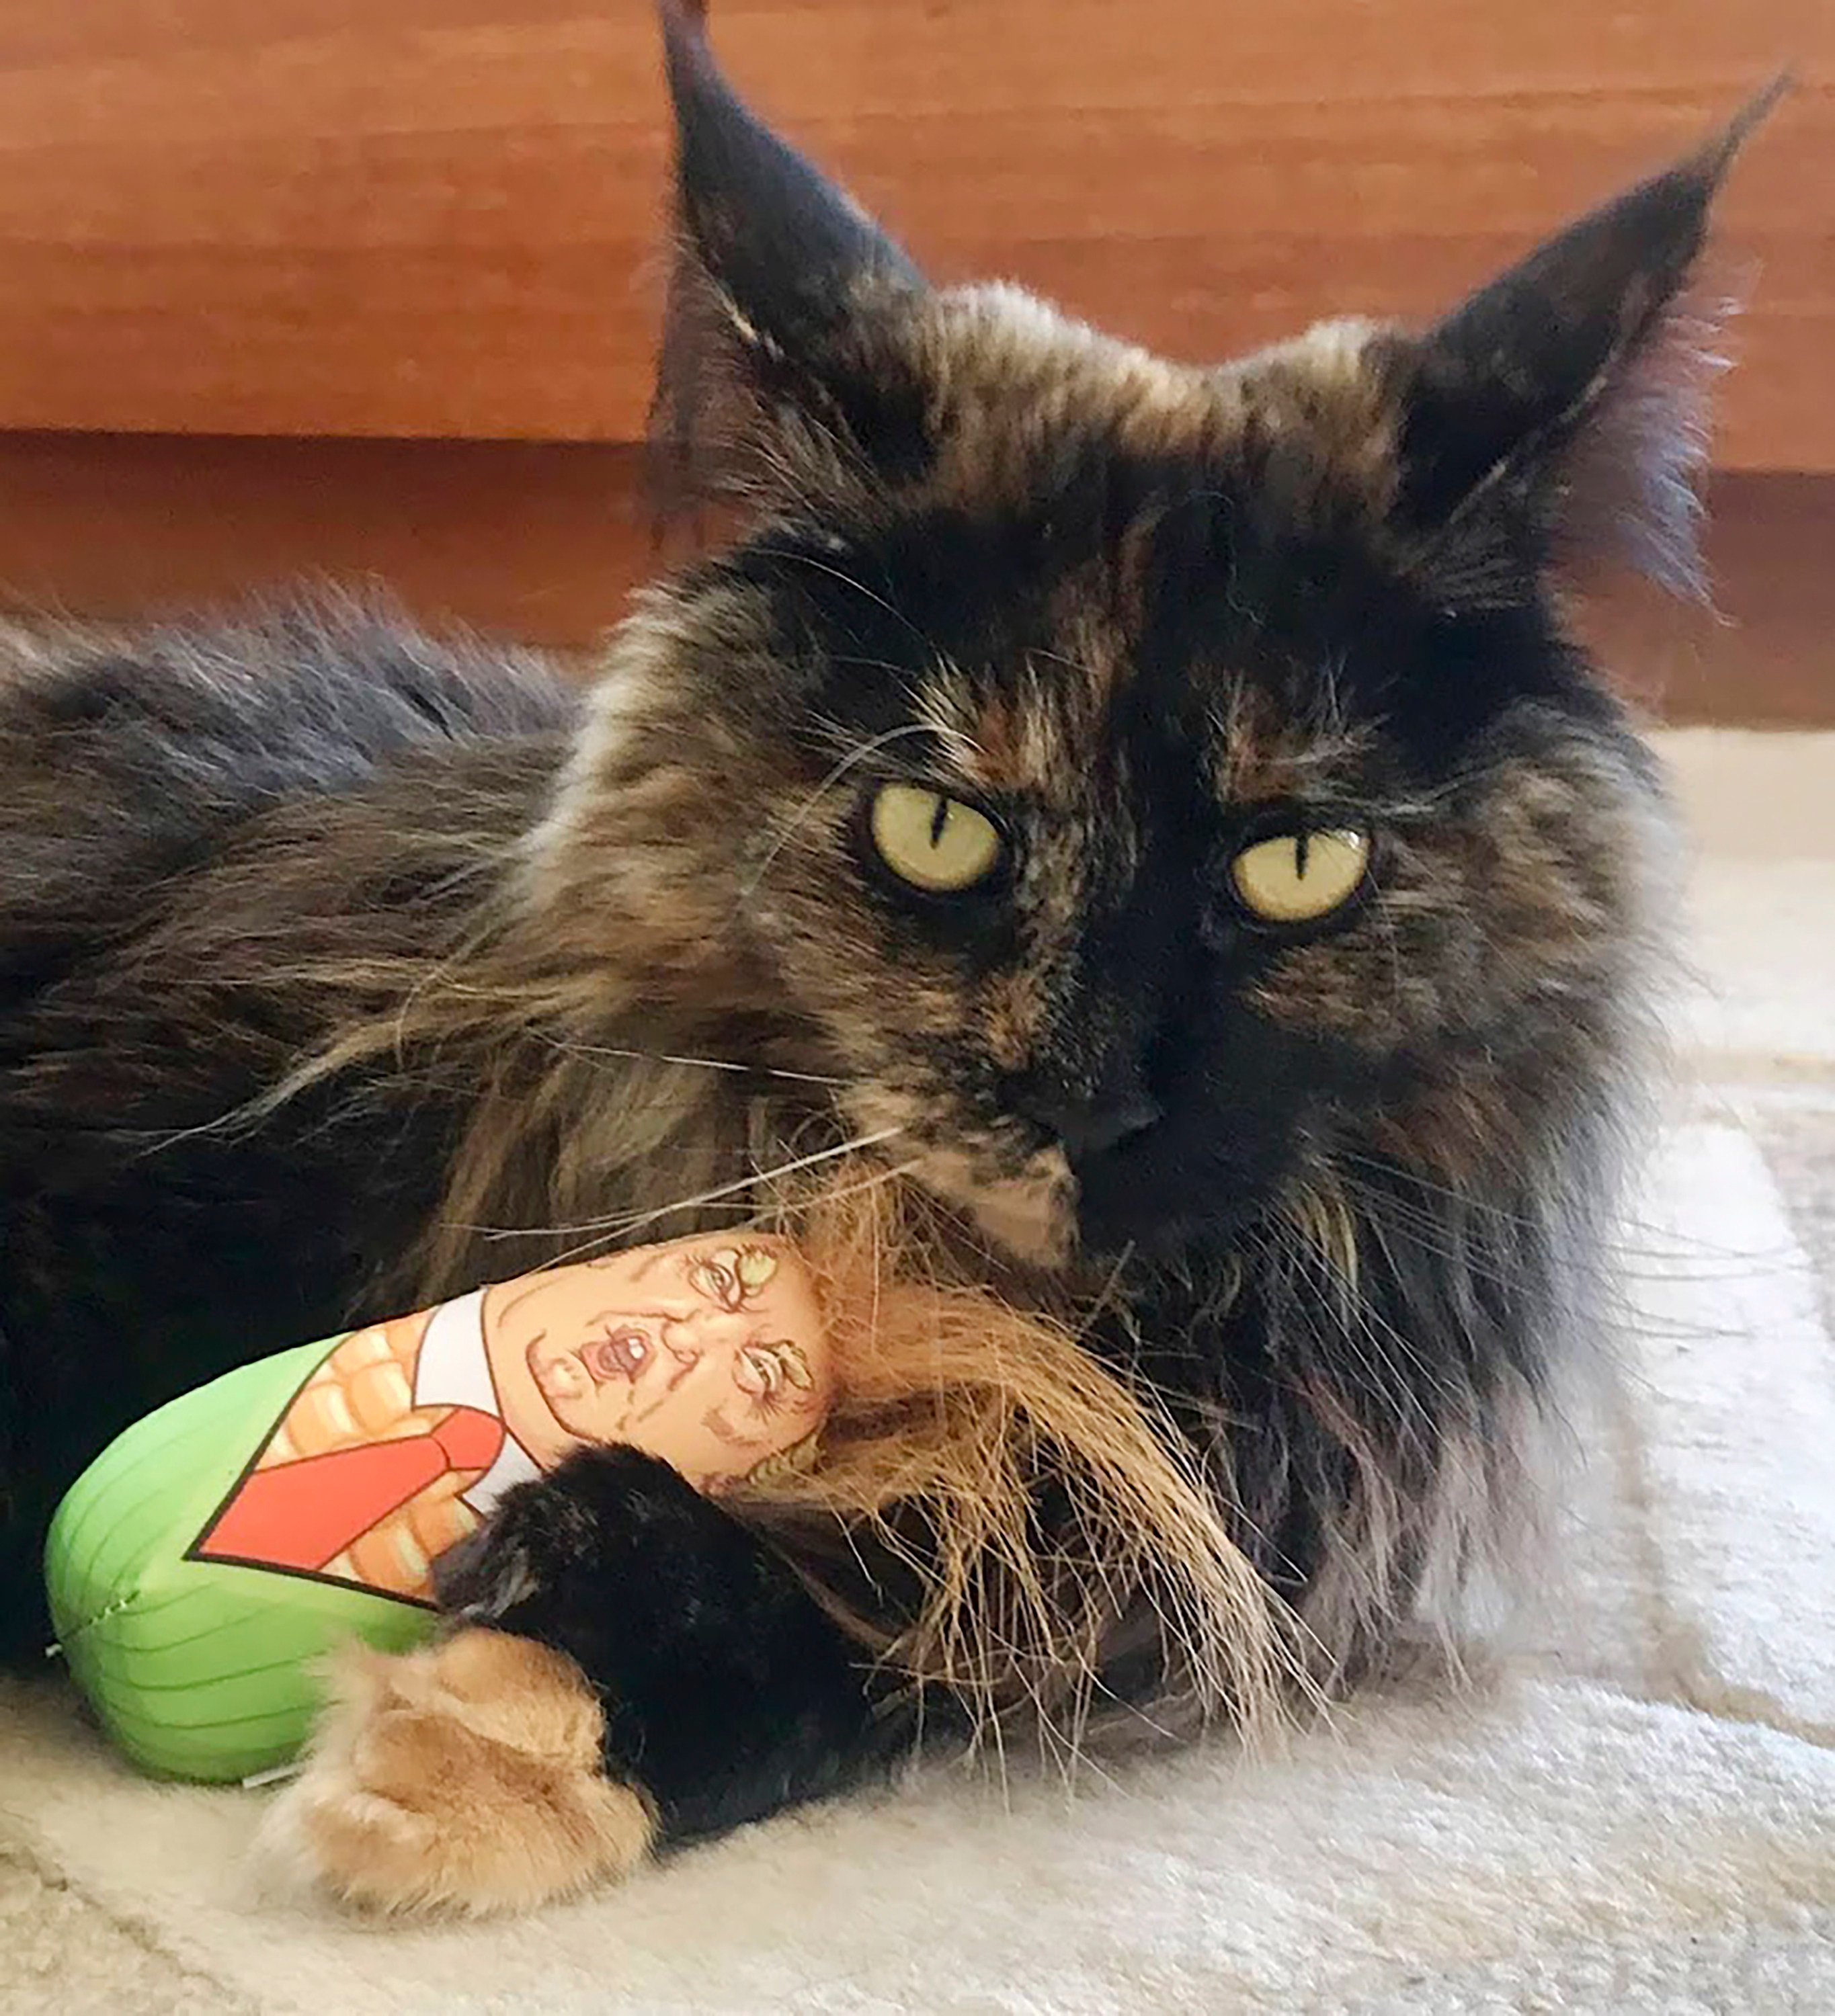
1230;827;1371;925
868;784;1005;894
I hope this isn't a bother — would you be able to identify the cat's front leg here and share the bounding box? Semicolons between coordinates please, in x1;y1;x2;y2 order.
270;1449;890;1913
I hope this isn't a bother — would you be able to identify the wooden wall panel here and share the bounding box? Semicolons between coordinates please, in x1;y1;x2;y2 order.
0;1;1825;464
0;3;669;439
0;431;661;644
0;431;1824;726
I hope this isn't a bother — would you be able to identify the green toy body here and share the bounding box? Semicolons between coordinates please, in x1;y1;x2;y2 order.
45;1339;434;1783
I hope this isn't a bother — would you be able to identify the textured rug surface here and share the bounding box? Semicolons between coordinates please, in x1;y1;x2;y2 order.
3;730;1833;2015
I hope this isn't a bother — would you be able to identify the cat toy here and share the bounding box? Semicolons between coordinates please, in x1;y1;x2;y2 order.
45;1193;1292;1786
44;1234;834;1781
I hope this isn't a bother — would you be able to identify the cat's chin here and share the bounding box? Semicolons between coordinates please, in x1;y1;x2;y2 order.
965;1180;1077;1270
838;1090;1077;1270
912;1146;1078;1271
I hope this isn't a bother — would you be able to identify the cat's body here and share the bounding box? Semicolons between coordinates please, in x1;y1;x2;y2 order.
0;612;577;1648
0;5;1768;1913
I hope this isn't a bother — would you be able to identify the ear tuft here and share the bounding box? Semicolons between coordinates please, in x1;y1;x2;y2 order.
649;1;929;519
1549;274;1740;599
659;2;922;345
1391;79;1787;598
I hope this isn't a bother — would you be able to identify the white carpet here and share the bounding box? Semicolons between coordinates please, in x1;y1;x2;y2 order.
3;731;1834;2014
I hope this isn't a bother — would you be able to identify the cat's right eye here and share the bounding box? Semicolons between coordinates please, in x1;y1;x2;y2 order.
866;784;1006;896
1229;827;1371;927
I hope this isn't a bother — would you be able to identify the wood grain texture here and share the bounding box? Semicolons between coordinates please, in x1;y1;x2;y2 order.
0;432;1824;724
0;431;663;644
0;1;1825;463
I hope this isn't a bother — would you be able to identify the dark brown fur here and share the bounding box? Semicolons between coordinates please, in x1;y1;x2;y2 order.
0;9;1780;1911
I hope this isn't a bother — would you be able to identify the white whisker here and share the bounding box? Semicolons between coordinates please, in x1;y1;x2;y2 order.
484;1124;908;1261
739;722;942;901
528;1031;845;1089
748;546;935;650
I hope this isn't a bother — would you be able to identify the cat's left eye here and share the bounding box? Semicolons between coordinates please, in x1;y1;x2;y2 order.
1229;827;1371;926
867;784;1006;895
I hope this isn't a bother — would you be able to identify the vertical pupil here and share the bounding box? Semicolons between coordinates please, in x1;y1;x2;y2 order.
928;795;950;847
1294;831;1311;878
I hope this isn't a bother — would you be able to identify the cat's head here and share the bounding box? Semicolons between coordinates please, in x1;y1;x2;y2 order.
538;10;1771;1267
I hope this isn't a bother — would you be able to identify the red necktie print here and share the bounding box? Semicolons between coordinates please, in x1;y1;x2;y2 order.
198;1405;505;1573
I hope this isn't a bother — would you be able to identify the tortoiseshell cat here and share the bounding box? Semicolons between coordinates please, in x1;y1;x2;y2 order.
0;5;1773;1910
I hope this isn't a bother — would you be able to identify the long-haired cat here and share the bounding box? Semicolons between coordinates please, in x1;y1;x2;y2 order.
0;5;1774;1912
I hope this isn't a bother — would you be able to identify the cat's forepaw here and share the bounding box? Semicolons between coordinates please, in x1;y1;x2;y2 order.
263;1628;655;1915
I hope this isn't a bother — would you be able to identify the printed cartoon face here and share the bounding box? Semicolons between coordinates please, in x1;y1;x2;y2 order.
188;1235;835;1609
482;1234;832;1490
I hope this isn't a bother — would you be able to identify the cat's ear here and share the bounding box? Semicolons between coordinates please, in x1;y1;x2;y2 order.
1388;82;1785;598
650;1;931;515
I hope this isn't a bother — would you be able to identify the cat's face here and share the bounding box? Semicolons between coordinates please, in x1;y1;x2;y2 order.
598;310;1657;1263
540;15;1735;1265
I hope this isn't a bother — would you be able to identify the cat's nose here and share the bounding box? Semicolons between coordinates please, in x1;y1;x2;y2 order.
1012;1085;1163;1163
